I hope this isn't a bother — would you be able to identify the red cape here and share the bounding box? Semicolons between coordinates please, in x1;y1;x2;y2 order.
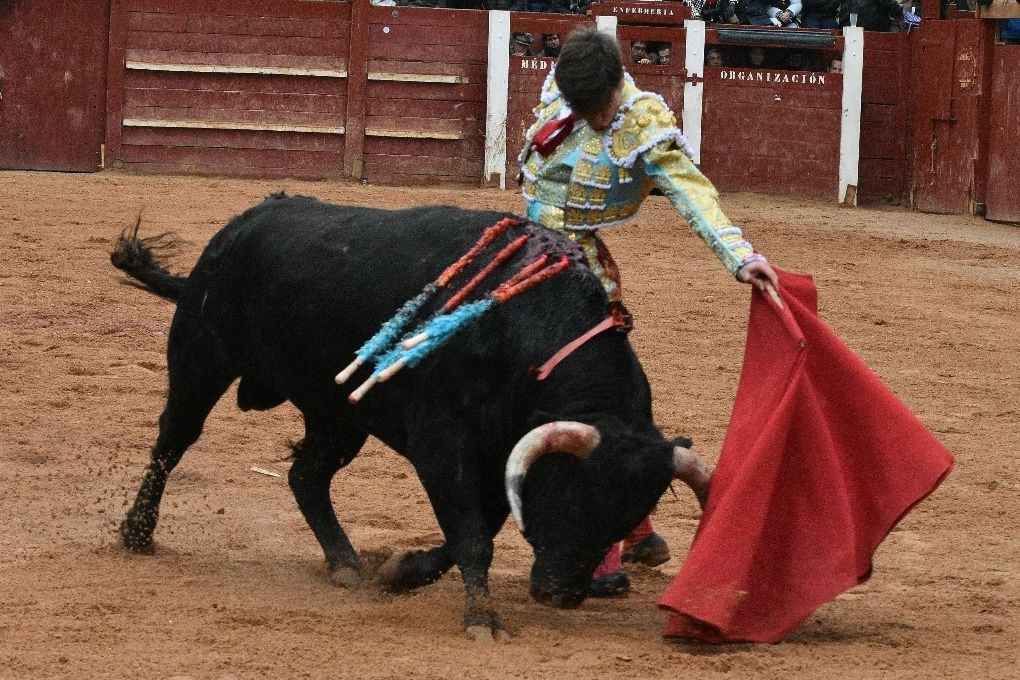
659;270;953;643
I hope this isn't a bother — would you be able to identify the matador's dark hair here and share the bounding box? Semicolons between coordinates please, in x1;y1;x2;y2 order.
554;27;624;118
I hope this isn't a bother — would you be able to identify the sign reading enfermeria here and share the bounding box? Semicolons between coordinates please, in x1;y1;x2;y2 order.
609;4;678;16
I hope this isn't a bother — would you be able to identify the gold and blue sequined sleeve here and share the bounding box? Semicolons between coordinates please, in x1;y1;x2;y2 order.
643;141;760;275
606;93;762;275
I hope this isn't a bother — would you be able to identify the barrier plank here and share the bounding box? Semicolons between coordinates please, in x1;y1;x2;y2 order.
123;69;344;95
125;0;345;20
365;136;485;157
122;126;344;152
119;144;344;176
127;12;348;38
124;87;347;116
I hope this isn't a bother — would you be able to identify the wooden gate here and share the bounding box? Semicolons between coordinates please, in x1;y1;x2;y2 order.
0;0;111;171
699;28;844;197
105;0;350;179
983;42;1020;222
909;19;976;213
859;31;911;204
356;4;488;186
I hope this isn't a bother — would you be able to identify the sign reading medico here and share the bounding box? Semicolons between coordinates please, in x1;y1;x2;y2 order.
517;57;555;71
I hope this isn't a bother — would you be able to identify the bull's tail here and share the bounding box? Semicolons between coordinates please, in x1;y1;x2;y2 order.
110;216;187;303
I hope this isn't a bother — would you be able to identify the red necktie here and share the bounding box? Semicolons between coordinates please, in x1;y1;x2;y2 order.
532;111;577;157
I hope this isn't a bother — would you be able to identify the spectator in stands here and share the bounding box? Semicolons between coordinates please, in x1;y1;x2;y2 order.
737;0;778;25
700;0;741;22
528;0;572;12
541;33;562;57
645;41;671;64
706;46;725;66
510;32;533;56
490;0;528;10
747;45;768;68
901;6;921;32
840;0;903;31
800;0;841;27
768;0;803;25
630;40;653;64
784;50;817;70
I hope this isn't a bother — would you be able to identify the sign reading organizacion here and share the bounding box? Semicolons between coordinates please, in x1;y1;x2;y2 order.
717;69;830;85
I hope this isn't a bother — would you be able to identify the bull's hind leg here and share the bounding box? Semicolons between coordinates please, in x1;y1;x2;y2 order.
288;416;368;587
121;348;233;553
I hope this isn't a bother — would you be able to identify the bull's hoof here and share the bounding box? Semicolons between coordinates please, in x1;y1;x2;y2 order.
621;532;671;568
328;564;362;588
375;550;440;592
120;520;155;555
466;624;511;644
588;569;630;597
463;604;508;643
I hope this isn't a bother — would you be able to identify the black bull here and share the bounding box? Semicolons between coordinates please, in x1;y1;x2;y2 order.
110;193;709;637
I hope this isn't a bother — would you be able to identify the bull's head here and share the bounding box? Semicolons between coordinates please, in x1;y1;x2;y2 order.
505;421;709;608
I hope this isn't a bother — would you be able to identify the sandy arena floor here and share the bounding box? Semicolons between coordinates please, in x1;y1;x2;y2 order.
0;170;1017;679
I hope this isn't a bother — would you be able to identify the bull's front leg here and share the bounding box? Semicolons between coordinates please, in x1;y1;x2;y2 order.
407;440;509;642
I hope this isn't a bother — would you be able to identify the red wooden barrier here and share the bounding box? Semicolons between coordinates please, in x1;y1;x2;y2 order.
0;1;111;171
984;43;1020;221
910;18;990;214
359;5;489;186
699;28;843;198
106;0;350;179
859;31;911;204
90;0;1016;217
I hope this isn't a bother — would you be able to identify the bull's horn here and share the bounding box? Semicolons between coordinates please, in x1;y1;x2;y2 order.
673;444;711;509
505;422;601;534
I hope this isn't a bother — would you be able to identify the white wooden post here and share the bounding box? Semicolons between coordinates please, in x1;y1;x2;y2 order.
839;26;864;206
484;10;511;189
682;19;706;165
595;14;617;37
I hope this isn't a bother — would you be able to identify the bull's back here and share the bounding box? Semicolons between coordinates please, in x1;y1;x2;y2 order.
176;196;540;411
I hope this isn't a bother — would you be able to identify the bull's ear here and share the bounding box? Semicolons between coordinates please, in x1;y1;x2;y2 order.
671;435;693;449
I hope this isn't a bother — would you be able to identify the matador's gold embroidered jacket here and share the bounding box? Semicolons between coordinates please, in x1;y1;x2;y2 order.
519;70;762;276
